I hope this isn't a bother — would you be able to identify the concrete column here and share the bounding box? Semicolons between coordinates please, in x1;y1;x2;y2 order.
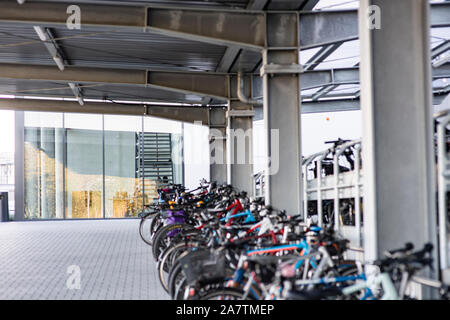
263;13;303;216
227;76;254;195
209;108;227;185
359;0;437;272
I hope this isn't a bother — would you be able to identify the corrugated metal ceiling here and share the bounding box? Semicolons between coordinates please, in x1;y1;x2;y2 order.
0;0;448;105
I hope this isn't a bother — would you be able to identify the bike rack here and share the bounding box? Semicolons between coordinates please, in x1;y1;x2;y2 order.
302;140;363;256
252;171;265;199
436;110;450;283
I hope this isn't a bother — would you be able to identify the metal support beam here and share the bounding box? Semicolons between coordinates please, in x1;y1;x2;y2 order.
0;1;146;28
33;26;86;106
432;41;450;59
0;98;209;123
227;75;254;194
301;68;359;89
209;108;227;184
147;71;229;100
215;0;268;73
299;10;358;49
433;53;450;69
0;1;448;49
0;63;449;109
33;26;66;71
301;95;445;114
299;2;449;49
263;12;302;216
359;0;438;288
68;83;84;106
247;0;269;10
0;63;229;101
301;99;360;113
0;63;147;85
304;42;343;71
216;47;241;73
146;8;266;50
301;64;450;90
300;0;320;10
311;84;339;101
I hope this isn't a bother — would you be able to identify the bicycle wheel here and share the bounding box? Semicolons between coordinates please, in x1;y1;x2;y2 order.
174;277;188;300
138;214;155;246
158;242;194;292
149;212;162;243
199;288;253;300
167;261;185;299
152;223;194;260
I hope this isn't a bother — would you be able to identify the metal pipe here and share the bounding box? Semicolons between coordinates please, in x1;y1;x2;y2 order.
411;276;443;289
316;153;328;227
237;73;262;106
437;113;450;272
354;143;362;247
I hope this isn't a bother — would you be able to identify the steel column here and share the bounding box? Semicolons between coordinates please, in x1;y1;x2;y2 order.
54;127;64;219
14;111;25;221
262;12;303;216
359;0;438;277
209;108;227;184
227;76;254;194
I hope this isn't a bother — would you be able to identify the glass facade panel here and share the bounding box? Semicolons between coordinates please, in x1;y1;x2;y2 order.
65;114;103;219
22;112;185;219
24;112;64;219
143;117;183;206
104;115;142;218
0;110;15;219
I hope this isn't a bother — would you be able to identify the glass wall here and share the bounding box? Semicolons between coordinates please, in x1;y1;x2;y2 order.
143;117;183;206
104;115;142;218
23;112;184;219
0;110;15;219
65;114;103;219
24;112;64;219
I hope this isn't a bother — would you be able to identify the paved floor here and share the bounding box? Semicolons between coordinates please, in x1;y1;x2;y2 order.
0;219;168;300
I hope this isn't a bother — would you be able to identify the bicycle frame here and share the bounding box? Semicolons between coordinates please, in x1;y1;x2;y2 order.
341;272;398;300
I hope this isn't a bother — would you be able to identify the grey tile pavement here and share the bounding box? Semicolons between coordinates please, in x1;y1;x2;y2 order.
0;219;169;300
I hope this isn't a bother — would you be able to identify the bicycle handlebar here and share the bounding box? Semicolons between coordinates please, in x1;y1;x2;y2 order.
386;242;414;256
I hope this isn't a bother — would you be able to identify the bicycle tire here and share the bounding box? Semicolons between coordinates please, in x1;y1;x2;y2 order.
174;277;187;300
199;288;253;300
158;242;193;292
152;223;194;260
138;214;155;246
167;260;185;299
157;245;173;292
149;212;162;243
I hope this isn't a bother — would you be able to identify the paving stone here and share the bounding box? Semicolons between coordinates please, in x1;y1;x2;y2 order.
0;219;169;300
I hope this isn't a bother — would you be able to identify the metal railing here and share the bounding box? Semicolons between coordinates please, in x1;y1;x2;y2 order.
252;171;265;199
302;139;363;252
435;110;450;278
